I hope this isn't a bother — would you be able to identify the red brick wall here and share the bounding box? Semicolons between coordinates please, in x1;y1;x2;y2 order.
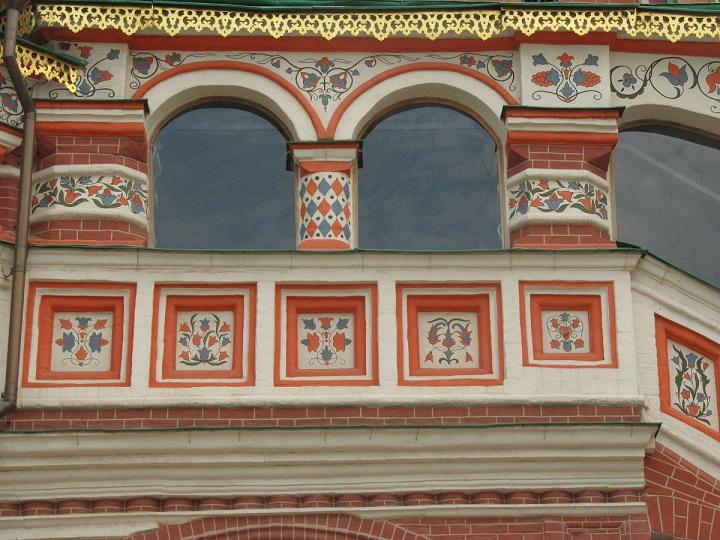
29;219;147;245
511;224;613;249
35;135;148;174
2;404;641;431
645;443;720;540
506;144;612;180
0;175;18;233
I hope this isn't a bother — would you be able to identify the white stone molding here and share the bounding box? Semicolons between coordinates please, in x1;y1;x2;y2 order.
35;105;146;125
0;424;657;501
332;70;508;140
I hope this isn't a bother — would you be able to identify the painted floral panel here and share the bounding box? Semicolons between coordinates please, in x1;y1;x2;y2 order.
541;310;590;354
668;340;718;430
417;312;480;369
175;311;234;371
296;313;355;369
508;179;608;221
32;175;148;216
51;312;113;372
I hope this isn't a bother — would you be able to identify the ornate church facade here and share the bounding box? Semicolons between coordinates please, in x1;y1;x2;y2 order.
0;1;719;539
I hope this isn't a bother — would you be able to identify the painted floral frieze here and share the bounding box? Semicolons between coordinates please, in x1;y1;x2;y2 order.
48;43;124;99
299;171;351;245
31;175;148;216
298;314;354;369
544;311;587;353
52;313;112;371
176;311;233;369
611;56;720;114
530;52;602;103
416;312;481;369
129;51;214;90
508;179;608;221
669;341;717;429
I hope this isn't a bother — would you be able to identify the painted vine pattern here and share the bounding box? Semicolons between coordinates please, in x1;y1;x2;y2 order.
611;56;720;113
546;313;584;352
508;179;608;220
129;51;215;89
51;44;120;99
55;316;110;368
427;53;515;90
530;52;602;103
425;317;474;364
227;53;416;110
31;176;148;215
300;316;352;367
671;345;714;425
177;314;232;367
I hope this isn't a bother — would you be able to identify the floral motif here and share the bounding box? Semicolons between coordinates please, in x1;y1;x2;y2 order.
530;52;602;103
129;51;214;89
177;313;232;367
54;316;110;368
546;312;585;352
671;345;714;425
31;175;147;215
227;53;416;110
300;316;352;367
611;56;720;114
424;317;474;365
50;44;120;99
427;53;515;90
508;179;608;220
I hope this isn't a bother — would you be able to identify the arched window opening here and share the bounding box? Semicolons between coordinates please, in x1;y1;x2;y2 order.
152;104;294;250
614;126;720;288
358;105;501;250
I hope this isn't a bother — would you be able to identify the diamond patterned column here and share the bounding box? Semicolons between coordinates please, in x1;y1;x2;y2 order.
292;145;357;251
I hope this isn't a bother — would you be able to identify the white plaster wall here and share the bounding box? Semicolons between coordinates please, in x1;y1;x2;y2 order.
17;249;643;408
0;243;13;389
631;255;720;479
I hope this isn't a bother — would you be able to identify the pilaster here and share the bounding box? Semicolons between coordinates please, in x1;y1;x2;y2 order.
502;107;619;249
291;144;358;251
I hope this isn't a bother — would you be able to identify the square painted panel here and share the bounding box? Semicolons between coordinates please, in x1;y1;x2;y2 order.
657;315;720;442
540;309;591;354
416;312;481;369
23;283;135;387
151;285;256;387
520;282;616;368
397;284;503;386
51;311;114;372
295;313;356;370
174;310;235;371
276;284;378;386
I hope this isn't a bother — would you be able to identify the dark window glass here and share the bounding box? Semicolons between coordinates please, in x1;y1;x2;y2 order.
615;128;720;287
153;105;294;249
359;106;501;250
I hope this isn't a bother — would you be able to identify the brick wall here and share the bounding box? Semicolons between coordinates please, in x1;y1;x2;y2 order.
29;218;147;245
35;135;148;174
645;443;720;540
511;224;613;249
2;404;641;431
506;144;612;180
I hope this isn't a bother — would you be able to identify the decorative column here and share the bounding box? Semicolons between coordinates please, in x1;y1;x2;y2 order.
291;144;357;251
502;107;619;249
30;100;149;246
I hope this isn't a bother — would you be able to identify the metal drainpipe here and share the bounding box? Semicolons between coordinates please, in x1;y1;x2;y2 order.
0;0;35;417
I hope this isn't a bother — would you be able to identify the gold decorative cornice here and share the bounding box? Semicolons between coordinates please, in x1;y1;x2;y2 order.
0;43;78;93
30;3;720;42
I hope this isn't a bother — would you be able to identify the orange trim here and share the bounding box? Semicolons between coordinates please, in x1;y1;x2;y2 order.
655;314;720;443
290;143;360;152
35;122;147;137
22;281;136;388
327;63;518;138
529;294;603;362
506;131;618;146
35;100;146;111
300;161;352;175
396;283;504;387
503;109;620;120
274;283;378;387
519;281;617;369
297;239;351;250
131;60;324;139
149;284;256;388
286;297;367;378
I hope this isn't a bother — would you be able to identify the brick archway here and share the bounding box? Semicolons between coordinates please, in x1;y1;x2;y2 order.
125;513;431;540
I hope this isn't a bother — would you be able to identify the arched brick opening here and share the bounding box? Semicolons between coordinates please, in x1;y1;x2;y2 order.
125;513;431;540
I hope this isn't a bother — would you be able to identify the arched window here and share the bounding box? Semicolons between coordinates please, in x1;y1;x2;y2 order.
614;126;720;287
358;105;501;250
152;104;294;249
